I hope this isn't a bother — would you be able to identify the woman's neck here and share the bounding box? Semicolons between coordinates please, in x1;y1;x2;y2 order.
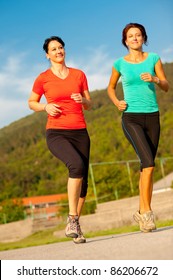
125;50;147;63
50;63;69;78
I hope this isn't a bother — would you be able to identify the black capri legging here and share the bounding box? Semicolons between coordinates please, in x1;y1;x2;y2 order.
46;128;90;198
122;112;160;170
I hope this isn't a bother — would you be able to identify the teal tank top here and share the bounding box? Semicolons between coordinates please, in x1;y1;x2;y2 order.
113;52;160;113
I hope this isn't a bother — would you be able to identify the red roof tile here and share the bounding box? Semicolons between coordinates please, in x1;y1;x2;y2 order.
21;193;67;206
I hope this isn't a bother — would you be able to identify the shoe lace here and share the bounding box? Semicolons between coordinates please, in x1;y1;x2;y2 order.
143;212;154;222
68;217;78;230
68;215;83;236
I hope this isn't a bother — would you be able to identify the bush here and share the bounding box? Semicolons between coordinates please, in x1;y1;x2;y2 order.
0;199;25;224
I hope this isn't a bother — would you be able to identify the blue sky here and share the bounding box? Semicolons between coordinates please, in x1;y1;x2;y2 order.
0;0;173;129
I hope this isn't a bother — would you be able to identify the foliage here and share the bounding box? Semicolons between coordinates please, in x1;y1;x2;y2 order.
0;199;25;224
81;200;97;215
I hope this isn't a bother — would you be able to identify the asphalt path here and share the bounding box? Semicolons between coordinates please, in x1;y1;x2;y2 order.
0;226;172;260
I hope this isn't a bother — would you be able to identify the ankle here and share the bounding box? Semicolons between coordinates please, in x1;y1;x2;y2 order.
69;214;78;219
139;209;152;215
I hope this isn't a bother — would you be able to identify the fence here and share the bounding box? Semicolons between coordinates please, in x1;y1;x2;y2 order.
1;157;173;223
89;157;173;204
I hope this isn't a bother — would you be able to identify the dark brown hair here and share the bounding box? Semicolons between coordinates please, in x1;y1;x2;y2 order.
43;36;65;53
122;23;148;49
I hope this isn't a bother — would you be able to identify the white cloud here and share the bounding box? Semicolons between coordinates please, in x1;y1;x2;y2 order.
161;45;173;63
162;46;173;54
67;45;113;90
0;52;45;128
0;97;32;128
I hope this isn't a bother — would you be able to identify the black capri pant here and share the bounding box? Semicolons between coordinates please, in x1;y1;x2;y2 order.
122;112;160;171
46;128;90;198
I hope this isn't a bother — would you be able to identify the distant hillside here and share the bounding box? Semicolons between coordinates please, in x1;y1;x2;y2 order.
0;62;173;202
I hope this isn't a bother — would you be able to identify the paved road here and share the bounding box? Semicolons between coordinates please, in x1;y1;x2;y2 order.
0;226;172;260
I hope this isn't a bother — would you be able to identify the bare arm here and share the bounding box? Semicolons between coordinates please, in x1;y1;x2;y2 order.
28;91;62;116
28;91;46;111
107;67;127;111
82;90;92;110
154;59;169;92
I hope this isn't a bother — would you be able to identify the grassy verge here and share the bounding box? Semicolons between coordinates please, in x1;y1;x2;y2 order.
0;219;172;251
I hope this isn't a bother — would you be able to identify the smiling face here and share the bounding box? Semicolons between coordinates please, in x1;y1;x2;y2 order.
46;40;65;64
125;27;144;50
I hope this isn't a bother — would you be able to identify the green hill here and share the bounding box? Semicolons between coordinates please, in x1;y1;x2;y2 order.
0;62;173;202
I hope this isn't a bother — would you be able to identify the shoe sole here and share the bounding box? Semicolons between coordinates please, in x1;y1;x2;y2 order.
73;239;86;244
140;227;152;233
65;233;78;238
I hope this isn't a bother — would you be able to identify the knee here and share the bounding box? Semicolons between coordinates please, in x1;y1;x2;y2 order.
141;165;155;174
68;160;84;178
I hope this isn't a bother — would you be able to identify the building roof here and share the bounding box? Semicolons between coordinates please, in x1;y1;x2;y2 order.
21;193;67;206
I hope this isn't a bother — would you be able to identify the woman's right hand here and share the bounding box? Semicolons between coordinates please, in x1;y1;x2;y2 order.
45;103;62;116
117;100;127;111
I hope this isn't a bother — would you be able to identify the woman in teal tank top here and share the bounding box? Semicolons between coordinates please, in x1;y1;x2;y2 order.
107;23;169;233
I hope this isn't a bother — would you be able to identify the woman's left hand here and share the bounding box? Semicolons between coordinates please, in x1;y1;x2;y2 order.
71;93;83;103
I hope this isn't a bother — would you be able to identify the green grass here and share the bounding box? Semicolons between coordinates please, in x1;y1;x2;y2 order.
0;219;173;252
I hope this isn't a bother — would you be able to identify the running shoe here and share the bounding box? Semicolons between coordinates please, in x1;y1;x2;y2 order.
65;215;80;238
73;229;86;244
133;210;156;233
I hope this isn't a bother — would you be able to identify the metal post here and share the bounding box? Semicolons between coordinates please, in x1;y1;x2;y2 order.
126;161;134;194
160;158;167;188
89;164;98;205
